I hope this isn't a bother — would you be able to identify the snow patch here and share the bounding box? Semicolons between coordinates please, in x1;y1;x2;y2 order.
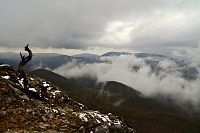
77;102;84;109
54;90;61;93
18;78;24;88
79;113;88;122
1;75;10;79
113;119;121;125
51;90;61;96
29;88;37;92
30;78;34;81
0;64;10;67
43;82;50;87
96;119;101;123
91;111;111;123
74;111;122;126
52;109;59;113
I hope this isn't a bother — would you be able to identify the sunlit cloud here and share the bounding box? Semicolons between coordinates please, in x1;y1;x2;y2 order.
98;21;135;45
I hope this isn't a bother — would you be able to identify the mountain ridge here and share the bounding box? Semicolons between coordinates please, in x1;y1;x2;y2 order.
0;63;135;132
30;68;200;133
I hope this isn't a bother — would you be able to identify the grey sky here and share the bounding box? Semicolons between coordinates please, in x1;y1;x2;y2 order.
0;0;200;55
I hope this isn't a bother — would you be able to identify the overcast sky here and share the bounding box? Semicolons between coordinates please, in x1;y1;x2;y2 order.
0;0;200;56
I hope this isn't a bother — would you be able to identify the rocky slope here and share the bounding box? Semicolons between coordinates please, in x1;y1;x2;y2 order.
0;63;135;133
30;69;200;133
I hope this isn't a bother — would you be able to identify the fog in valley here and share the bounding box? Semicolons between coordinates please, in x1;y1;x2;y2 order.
53;53;200;110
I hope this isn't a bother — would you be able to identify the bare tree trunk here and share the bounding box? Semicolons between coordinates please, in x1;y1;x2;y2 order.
18;44;33;89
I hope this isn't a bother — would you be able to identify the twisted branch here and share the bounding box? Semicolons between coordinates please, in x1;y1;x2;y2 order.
18;44;33;89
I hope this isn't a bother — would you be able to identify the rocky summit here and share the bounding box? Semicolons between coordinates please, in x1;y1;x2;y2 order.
0;63;135;133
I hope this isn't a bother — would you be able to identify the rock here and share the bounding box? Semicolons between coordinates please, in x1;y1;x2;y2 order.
42;116;48;122
26;108;33;113
95;125;109;133
0;63;136;133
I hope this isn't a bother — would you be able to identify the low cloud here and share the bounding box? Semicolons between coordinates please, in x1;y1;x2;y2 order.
54;55;200;109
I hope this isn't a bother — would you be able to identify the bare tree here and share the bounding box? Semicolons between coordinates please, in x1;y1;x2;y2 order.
18;44;33;89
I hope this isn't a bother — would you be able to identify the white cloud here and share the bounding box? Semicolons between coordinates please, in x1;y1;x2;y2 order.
54;55;200;107
98;21;135;45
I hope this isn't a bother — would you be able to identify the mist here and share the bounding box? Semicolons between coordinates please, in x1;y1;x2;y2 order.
53;55;200;109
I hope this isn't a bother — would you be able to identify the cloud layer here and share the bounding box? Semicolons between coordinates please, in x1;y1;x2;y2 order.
0;0;200;55
54;55;200;109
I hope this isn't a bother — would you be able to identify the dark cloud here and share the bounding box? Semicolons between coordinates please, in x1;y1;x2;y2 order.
0;0;200;54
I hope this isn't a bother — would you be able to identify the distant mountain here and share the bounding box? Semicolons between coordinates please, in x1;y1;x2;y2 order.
1;52;198;80
30;68;200;133
73;53;100;63
133;52;199;80
28;53;74;70
0;52;82;70
101;51;132;57
0;52;21;68
0;52;101;70
0;52;20;59
0;52;69;70
135;52;170;59
74;53;99;59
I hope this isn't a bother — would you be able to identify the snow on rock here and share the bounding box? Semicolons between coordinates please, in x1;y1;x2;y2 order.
73;110;125;129
96;119;101;124
52;109;59;113
90;111;111;124
54;90;61;93
18;78;24;88
77;102;84;109
0;64;10;67
73;101;85;109
30;78;34;81
111;119;122;126
74;110;120;126
29;88;37;92
78;113;88;122
61;113;65;115
1;75;10;79
51;90;61;96
43;81;50;87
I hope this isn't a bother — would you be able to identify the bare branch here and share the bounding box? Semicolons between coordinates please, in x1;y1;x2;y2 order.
18;44;33;89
